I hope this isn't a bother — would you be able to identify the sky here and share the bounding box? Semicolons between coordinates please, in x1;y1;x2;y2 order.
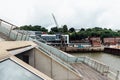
0;0;120;30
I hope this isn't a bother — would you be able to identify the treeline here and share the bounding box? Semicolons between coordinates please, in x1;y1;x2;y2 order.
18;25;120;40
69;27;120;40
19;25;48;32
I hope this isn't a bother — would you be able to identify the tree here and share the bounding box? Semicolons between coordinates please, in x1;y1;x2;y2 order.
33;25;41;31
69;27;75;33
19;25;48;32
80;28;85;31
93;27;102;31
86;28;92;32
50;27;59;33
58;28;63;33
41;27;48;32
62;25;68;33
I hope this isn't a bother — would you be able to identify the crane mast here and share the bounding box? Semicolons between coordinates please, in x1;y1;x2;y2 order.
52;13;59;27
51;13;66;48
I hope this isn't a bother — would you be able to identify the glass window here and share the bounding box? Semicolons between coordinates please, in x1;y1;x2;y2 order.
0;59;43;80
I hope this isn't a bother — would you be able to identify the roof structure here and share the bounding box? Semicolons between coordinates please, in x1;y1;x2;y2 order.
0;41;53;80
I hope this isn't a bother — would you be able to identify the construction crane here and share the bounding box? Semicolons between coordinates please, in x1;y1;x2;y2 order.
52;13;59;27
51;13;66;50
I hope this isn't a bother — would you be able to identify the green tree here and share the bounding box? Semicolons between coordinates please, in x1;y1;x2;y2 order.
50;27;59;33
80;28;85;31
19;25;48;32
62;25;68;33
69;27;75;33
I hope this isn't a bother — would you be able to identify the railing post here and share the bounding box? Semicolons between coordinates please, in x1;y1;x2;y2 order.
27;33;30;41
0;20;1;26
96;63;99;71
95;61;97;70
87;57;90;65
98;64;101;72
87;57;90;66
15;29;20;40
97;63;100;72
24;30;29;40
102;65;105;75
99;64;102;73
8;25;13;38
115;71;119;80
88;57;91;66
75;57;78;62
83;56;86;63
91;59;94;67
89;58;92;66
96;62;98;70
93;60;95;68
106;66;109;76
21;30;25;40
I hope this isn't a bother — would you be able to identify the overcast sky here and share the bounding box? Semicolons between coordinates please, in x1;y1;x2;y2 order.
0;0;120;30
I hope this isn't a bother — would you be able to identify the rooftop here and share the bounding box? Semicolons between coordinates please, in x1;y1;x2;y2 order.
0;41;52;80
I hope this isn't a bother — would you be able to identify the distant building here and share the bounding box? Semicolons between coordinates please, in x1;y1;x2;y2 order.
17;30;69;46
115;37;120;44
104;38;116;45
89;37;101;47
41;34;69;46
104;37;120;45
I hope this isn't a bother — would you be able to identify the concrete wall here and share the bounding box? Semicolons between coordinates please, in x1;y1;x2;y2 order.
32;48;82;80
28;49;35;67
16;48;82;80
16;49;33;64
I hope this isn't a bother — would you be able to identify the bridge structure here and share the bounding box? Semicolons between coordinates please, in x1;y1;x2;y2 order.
0;19;120;80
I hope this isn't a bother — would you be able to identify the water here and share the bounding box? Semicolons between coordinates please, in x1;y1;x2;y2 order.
72;52;120;71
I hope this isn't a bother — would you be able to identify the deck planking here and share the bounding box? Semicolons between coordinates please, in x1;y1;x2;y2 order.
71;63;111;80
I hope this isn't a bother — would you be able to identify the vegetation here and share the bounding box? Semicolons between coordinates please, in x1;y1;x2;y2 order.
49;25;68;34
69;27;120;40
19;25;120;41
19;25;48;32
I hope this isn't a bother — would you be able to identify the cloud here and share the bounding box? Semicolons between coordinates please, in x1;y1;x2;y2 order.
0;0;120;30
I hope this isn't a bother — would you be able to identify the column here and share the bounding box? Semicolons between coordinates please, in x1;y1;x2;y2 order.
8;25;13;38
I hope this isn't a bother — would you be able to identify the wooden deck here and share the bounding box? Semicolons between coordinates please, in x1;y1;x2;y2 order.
71;63;111;80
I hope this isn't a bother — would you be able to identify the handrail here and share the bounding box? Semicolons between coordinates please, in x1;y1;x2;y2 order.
0;19;18;28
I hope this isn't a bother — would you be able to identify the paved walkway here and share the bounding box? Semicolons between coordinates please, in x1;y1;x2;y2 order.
71;63;111;80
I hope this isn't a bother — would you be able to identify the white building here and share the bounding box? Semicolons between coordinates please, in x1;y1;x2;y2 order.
41;34;69;45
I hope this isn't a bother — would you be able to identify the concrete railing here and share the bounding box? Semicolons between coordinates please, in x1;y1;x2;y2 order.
72;56;120;80
78;56;109;75
108;68;120;80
